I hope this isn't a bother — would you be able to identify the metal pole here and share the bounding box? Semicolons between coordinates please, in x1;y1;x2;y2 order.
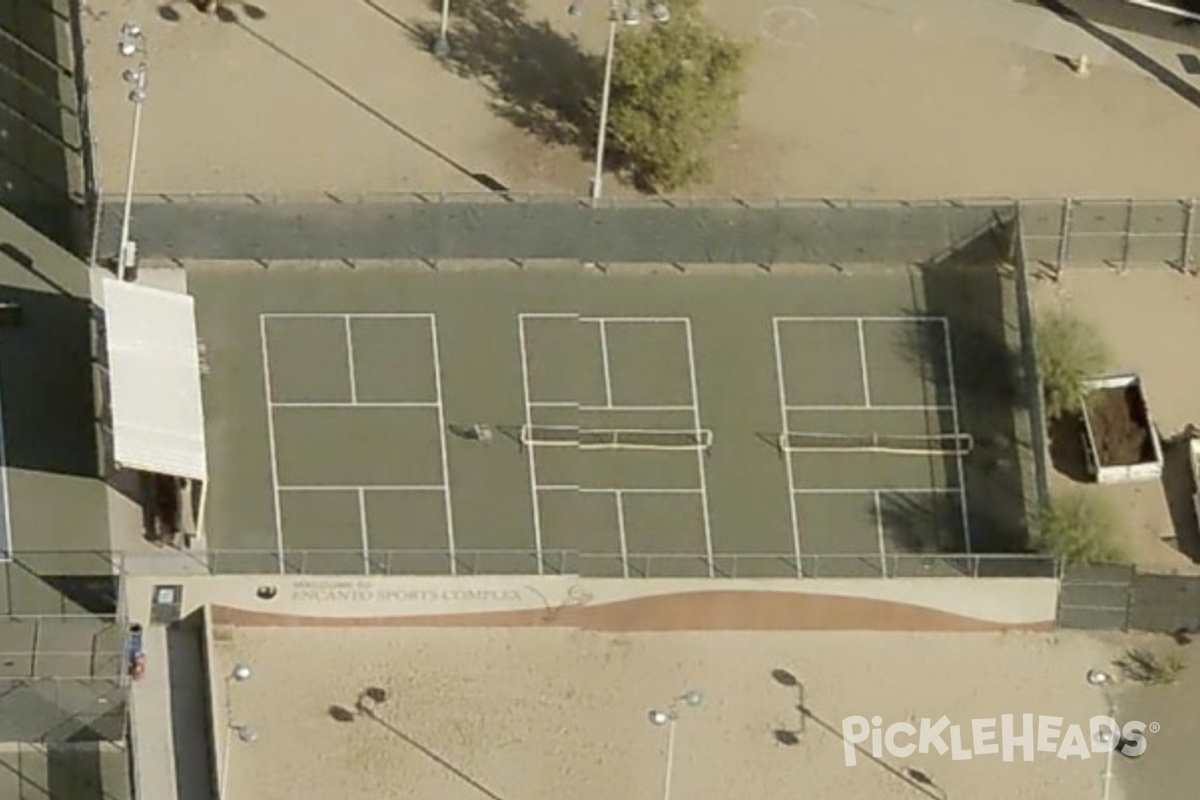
219;723;233;800
196;478;210;543
117;71;145;281
1183;197;1196;274
591;11;619;203
1101;701;1116;800
661;716;677;800
433;0;451;56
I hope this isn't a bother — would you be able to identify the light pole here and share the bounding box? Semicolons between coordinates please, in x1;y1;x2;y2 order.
433;0;451;57
117;22;147;282
648;689;702;800
220;663;255;800
569;0;669;203
1087;669;1116;800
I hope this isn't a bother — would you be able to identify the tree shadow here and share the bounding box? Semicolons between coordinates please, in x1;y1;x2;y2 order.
1160;432;1200;562
877;490;971;555
409;0;602;156
904;223;1035;553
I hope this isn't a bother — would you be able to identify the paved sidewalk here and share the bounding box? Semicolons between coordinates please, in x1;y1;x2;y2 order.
82;0;1200;200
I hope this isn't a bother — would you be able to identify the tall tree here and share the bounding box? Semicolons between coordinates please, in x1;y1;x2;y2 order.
607;0;749;192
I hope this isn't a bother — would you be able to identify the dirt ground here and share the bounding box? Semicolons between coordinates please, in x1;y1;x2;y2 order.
1087;385;1155;467
1031;268;1200;573
214;624;1136;800
82;0;1200;198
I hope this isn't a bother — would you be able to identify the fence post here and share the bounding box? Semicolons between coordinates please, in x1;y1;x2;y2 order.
1121;198;1133;272
1123;565;1135;631
1056;197;1073;274
1184;198;1197;274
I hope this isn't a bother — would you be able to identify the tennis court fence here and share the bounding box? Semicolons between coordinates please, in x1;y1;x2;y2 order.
90;192;1200;274
108;548;1060;580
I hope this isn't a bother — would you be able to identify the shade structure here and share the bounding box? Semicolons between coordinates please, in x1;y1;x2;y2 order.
101;277;207;481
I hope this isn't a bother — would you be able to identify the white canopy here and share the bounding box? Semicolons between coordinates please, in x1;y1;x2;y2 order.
101;278;207;481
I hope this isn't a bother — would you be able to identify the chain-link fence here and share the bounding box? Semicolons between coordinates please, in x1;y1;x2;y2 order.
111;547;1061;580
0;550;128;744
0;614;127;743
1020;197;1200;276
577;552;1060;579
92;192;1200;274
95;192;1010;264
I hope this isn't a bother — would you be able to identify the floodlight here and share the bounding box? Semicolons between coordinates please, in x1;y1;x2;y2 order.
118;21;144;57
233;724;258;743
648;709;672;726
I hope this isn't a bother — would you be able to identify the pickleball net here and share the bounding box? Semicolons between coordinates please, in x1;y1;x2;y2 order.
779;431;973;455
520;425;713;451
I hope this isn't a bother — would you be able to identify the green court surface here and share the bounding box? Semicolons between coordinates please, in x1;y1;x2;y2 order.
188;260;1037;578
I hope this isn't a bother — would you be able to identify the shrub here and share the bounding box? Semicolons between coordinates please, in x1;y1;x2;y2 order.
1116;647;1187;686
606;0;750;192
1034;311;1110;419
1031;492;1125;565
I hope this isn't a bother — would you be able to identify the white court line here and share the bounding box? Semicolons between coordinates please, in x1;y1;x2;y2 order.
784;404;955;411
527;401;576;408
772;319;803;576
596;319;614;407
428;316;459;576
357;489;370;576
278;484;446;491
517;315;545;575
343;315;358;404
580;404;697;412
792;487;961;495
683;318;715;578
536;485;704;495
856;318;872;407
615;491;630;579
940;320;973;554
269;401;440;409
260;312;437;319
580;316;689;324
259;315;286;574
874;491;888;579
774;315;948;323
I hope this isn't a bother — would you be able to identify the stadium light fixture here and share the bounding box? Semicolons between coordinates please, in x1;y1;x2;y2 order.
648;689;703;800
233;724;258;743
117;22;148;281
118;22;143;56
221;663;257;799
